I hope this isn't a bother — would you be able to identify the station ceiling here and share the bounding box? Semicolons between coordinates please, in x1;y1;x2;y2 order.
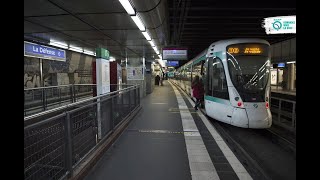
168;0;296;59
24;0;296;63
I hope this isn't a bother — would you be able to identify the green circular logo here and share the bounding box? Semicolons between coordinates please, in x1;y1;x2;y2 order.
273;21;282;30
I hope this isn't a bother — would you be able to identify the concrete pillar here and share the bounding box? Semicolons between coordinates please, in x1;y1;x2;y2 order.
282;68;289;90
145;62;153;94
288;63;295;90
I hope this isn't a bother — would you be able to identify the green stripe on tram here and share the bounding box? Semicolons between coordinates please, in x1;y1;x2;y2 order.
212;51;224;59
205;95;230;105
192;55;206;65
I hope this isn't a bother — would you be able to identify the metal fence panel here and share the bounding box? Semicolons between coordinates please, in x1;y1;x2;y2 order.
100;97;112;137
70;105;97;166
24;116;67;180
24;84;140;180
113;94;123;127
123;91;130;116
270;97;296;130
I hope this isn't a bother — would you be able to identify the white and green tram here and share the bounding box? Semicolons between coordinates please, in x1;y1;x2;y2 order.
173;38;272;128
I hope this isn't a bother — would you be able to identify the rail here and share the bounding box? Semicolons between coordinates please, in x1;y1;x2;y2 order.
24;84;140;180
24;84;128;116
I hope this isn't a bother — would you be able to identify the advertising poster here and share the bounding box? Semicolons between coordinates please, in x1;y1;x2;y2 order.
271;70;277;85
127;66;144;80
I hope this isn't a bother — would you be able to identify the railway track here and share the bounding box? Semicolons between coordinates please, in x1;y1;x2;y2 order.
208;117;296;180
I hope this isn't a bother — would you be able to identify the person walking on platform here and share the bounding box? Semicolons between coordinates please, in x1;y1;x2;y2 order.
191;75;204;110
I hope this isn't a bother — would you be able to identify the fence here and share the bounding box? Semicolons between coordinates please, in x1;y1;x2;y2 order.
24;84;140;180
270;96;296;131
24;84;126;116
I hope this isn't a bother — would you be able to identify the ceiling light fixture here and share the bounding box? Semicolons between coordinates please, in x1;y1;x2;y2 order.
118;0;135;15
286;61;296;64
142;31;151;41
69;46;83;53
49;40;68;49
84;50;95;56
131;15;146;31
149;40;155;47
152;46;158;52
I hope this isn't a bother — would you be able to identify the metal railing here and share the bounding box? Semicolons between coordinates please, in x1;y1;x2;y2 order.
24;84;126;116
270;97;296;131
24;84;140;180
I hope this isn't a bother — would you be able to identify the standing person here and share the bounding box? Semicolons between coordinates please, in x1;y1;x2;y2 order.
191;75;204;110
155;75;160;86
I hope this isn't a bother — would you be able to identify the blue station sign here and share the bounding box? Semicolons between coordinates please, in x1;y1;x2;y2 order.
24;41;66;61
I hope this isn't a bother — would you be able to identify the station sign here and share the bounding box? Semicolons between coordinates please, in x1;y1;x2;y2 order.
162;48;187;60
96;48;109;60
167;60;179;67
263;15;296;34
24;41;66;61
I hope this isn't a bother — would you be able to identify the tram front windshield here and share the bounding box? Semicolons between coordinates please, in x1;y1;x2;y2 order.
226;43;270;102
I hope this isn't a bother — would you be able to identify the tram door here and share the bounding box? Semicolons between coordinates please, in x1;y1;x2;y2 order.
205;57;232;123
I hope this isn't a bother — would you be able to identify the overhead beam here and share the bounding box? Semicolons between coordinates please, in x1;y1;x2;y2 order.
169;7;296;11
169;16;273;19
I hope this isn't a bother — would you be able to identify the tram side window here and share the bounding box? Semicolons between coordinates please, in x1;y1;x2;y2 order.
192;61;202;82
207;58;213;96
186;66;192;82
208;57;229;99
202;60;207;92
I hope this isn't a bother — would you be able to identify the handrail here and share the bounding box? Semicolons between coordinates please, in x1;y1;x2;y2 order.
24;84;131;91
270;96;296;104
24;84;139;121
24;84;76;91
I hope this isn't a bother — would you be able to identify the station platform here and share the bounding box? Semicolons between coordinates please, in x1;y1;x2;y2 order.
84;80;252;180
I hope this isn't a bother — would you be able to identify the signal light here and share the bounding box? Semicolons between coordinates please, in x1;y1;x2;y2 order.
266;102;269;109
237;102;242;107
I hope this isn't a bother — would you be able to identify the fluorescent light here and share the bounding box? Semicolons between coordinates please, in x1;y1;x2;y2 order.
69;46;83;53
152;46;158;52
119;0;135;15
49;40;68;49
287;61;296;64
110;56;116;61
155;49;160;55
131;15;145;31
84;50;95;56
142;31;151;40
149;40;155;47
